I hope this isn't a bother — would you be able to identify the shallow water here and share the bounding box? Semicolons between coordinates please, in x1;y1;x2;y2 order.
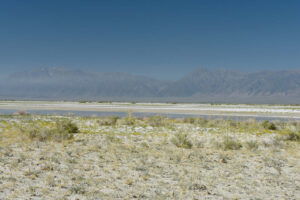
0;109;298;121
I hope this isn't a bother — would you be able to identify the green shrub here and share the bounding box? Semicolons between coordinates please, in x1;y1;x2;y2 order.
56;119;79;134
284;130;300;141
171;133;193;149
24;119;79;142
262;120;277;130
222;137;242;150
268;123;277;130
183;117;196;124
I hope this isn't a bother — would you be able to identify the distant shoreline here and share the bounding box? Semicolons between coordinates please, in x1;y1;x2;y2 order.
0;101;299;119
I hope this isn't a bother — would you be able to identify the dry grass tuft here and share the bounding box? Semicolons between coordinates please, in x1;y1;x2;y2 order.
170;133;193;149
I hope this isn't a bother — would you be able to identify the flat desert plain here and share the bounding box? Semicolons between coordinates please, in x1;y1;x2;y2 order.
0;102;299;199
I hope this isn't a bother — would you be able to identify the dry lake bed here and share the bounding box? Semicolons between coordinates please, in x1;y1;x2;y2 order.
0;101;300;119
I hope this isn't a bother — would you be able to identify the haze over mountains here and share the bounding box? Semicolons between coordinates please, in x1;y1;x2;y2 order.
0;67;299;104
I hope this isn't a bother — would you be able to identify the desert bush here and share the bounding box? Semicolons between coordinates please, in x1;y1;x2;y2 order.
146;115;169;127
268;123;277;130
286;132;300;141
227;119;239;128
183;117;196;124
261;120;269;129
241;118;259;130
262;120;277;130
207;119;219;127
56;119;79;134
245;140;259;150
27;126;50;141
70;184;86;194
105;134;122;143
171;133;193;149
97;116;120;126
290;121;300;132
282;130;300;141
119;113;136;126
13;110;30;116
195;140;205;148
222;137;242;150
23;119;78;142
197;118;208;126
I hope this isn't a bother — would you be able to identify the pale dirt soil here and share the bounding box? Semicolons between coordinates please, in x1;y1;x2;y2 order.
0;116;299;200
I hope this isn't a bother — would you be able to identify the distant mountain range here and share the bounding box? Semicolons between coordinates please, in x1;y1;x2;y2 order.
0;67;299;104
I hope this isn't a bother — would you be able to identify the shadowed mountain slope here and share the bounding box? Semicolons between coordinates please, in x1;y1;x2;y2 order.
0;67;299;103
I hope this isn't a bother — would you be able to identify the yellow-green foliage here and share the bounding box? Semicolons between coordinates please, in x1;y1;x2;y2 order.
262;120;277;130
21;119;79;142
1;114;299;147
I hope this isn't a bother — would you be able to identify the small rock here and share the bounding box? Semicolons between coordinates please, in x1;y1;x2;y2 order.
189;184;207;191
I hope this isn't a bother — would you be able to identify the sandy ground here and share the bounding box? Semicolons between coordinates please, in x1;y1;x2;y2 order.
0;101;300;119
0;115;300;199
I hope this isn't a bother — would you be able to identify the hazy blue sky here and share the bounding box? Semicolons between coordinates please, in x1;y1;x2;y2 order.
0;0;299;79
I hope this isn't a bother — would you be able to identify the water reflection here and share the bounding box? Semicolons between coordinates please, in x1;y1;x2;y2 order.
0;109;298;122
